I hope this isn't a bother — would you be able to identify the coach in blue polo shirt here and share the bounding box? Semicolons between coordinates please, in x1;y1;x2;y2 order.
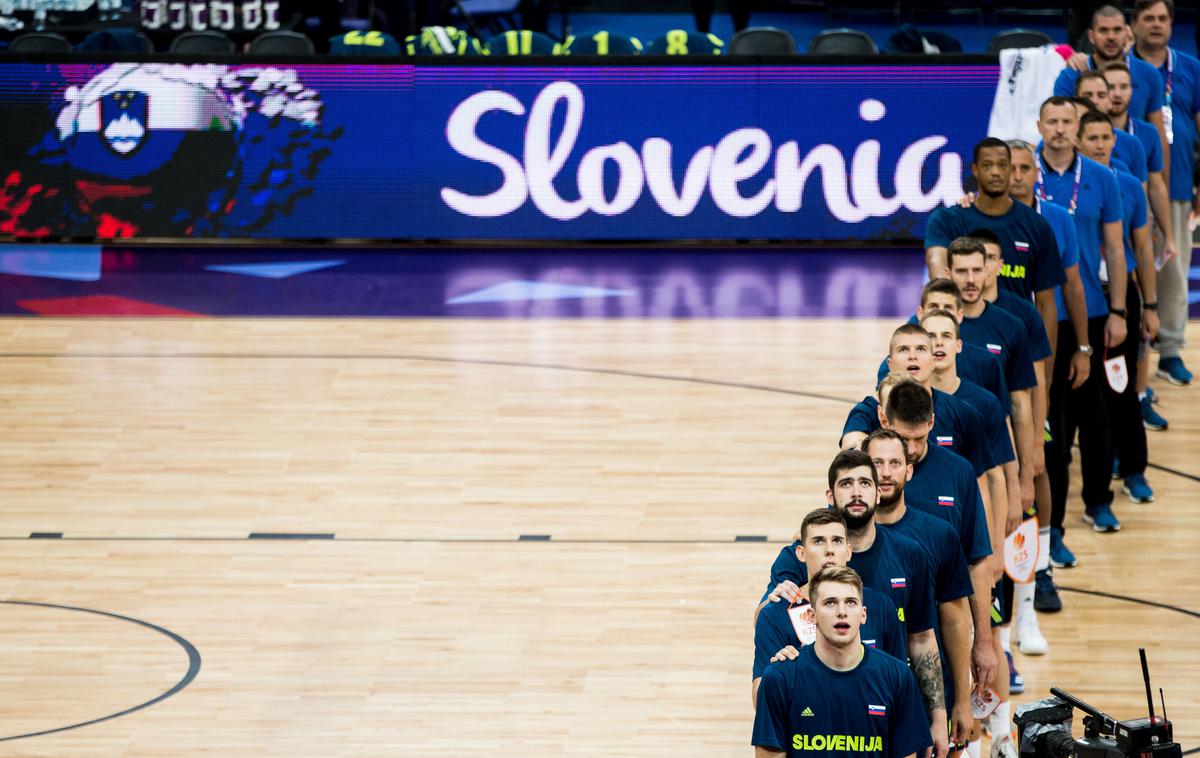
1132;0;1200;385
1055;4;1167;141
753;566;932;758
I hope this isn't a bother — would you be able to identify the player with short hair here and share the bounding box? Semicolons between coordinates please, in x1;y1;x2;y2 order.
863;430;976;750
753;565;933;758
753;508;906;703
1076;71;1151;182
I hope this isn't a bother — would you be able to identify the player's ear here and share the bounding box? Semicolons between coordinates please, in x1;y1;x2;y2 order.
905;462;914;482
876;406;887;427
825;489;834;506
795;543;805;564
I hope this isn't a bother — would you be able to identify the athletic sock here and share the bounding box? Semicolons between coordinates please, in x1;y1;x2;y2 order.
1037;526;1051;571
988;701;1012;738
998;625;1012;654
967;738;982;758
1014;580;1035;617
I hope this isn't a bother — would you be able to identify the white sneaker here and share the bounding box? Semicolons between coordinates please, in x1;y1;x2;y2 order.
1015;611;1048;655
990;732;1018;758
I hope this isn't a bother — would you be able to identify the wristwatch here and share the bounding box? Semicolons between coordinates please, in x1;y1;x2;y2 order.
1144;302;1158;311
1078;344;1094;356
1109;307;1128;318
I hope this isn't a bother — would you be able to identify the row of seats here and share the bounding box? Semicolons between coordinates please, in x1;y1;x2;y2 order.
3;25;1057;56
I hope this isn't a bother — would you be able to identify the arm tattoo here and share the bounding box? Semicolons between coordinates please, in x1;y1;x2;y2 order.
912;648;945;714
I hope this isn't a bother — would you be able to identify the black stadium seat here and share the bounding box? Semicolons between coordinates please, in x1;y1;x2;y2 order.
987;29;1055;54
808;28;877;55
8;32;72;53
170;30;237;54
728;27;796;56
249;30;316;55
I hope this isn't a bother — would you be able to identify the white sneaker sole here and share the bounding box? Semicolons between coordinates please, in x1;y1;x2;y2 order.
1122;486;1154;504
1156;369;1192;386
1016;634;1048;655
1083;513;1120;532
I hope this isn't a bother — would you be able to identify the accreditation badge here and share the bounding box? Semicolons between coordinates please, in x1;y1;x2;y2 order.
786;600;817;646
1105;354;1129;393
1003;518;1038;583
1163;104;1174;145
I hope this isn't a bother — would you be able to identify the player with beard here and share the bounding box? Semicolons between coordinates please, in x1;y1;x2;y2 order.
753;566;932;758
760;450;946;755
1056;3;1168;157
880;380;998;709
865;430;975;752
753;508;906;704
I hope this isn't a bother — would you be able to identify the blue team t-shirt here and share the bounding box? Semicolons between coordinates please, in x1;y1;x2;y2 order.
1135;47;1200;200
992;288;1053;362
753;644;933;758
1123;116;1164;174
1113;165;1148;272
1053;53;1165;123
1111;128;1149;183
904;443;993;564
1037;151;1121;319
925;201;1065;299
842;390;992;475
876;330;1012;416
880;505;974;714
754;586;907;680
960;301;1038;392
766;527;937;636
952;378;1015;467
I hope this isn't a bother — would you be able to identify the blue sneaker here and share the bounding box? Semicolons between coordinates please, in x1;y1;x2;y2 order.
1083;503;1121;532
1142;395;1169;431
1112;456;1121;480
1145;386;1159;405
1123;474;1154;503
1049;527;1077;568
1006;651;1024;694
1034;568;1062;613
1157;356;1193;385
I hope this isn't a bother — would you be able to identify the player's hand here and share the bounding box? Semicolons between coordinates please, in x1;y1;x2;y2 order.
1031;442;1046;478
1009;490;1026;536
1143;309;1160;341
1068;350;1091;388
1105;313;1128;348
770;645;800;663
972;640;998;697
1067;51;1089;71
930;713;950;758
1160;240;1178;269
950;699;973;748
766;580;802;605
954;192;978;209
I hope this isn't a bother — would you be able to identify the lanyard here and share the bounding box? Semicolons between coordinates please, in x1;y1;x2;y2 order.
1035;152;1082;216
1165;48;1175;107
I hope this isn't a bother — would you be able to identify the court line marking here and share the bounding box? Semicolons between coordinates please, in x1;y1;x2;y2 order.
0;600;201;743
1;349;1196;482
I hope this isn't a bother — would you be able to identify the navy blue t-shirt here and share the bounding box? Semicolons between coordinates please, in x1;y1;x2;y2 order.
904;444;993;565
992;288;1053;363
960;301;1038;392
876;335;1011;416
880;505;973;714
754;586;907;679
753;644;933;758
925;201;1065;299
766;527;937;636
842;390;992;476
951;378;1015;468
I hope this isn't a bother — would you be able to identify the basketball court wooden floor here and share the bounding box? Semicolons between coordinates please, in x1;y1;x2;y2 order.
0;318;1197;756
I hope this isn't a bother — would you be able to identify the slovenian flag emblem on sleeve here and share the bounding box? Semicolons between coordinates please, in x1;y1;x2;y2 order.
1014;241;1029;251
935;435;953;446
890;577;906;588
868;704;887;716
938;495;955;506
